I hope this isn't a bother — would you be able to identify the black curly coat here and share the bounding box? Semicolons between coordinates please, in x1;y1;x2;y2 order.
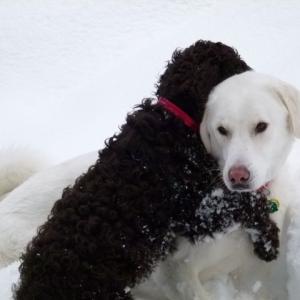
14;41;279;300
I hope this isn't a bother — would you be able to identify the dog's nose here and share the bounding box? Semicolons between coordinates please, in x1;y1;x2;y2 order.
228;166;250;185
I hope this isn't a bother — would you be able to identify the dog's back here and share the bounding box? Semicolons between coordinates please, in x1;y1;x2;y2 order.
0;148;46;200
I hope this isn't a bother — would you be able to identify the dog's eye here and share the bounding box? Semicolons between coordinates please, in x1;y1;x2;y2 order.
217;126;228;136
255;122;268;134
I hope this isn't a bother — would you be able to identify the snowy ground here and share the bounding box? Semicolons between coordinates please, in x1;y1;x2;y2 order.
1;0;300;164
1;0;300;299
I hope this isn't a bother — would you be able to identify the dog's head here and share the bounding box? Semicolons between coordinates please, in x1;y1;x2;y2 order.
200;71;300;192
156;40;250;123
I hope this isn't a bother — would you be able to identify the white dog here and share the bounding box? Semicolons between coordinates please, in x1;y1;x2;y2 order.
133;71;300;300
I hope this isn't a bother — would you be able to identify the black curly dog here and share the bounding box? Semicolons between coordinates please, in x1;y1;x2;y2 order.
14;41;279;300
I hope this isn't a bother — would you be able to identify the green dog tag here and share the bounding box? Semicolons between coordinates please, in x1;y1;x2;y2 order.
267;198;280;214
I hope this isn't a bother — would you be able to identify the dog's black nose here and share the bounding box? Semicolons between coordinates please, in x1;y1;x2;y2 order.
228;166;250;186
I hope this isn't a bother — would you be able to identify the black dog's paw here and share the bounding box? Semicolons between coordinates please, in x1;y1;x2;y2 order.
253;239;279;262
247;222;280;262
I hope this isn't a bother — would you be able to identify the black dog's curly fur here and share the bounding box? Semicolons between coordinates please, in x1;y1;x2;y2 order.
14;41;279;300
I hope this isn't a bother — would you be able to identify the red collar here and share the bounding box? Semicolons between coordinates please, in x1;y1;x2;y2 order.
257;181;271;194
158;97;199;132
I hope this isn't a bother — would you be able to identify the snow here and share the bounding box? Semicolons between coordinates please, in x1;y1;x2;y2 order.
1;0;300;164
0;262;19;300
252;281;262;294
1;0;300;299
204;275;256;300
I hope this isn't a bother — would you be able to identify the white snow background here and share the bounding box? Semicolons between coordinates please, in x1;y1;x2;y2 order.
1;0;300;299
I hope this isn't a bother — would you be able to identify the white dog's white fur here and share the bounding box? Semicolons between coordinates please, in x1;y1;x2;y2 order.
1;71;300;299
132;71;300;300
0;151;97;266
0;148;46;201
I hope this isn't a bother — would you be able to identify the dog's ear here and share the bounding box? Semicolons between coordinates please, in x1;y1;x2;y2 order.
275;81;300;138
200;111;212;153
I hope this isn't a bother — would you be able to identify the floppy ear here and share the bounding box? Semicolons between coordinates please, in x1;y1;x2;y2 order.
200;110;212;153
275;81;300;138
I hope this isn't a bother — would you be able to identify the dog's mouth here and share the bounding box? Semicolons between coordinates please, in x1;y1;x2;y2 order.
228;183;252;193
220;175;254;193
225;178;268;193
222;173;256;193
220;162;268;193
